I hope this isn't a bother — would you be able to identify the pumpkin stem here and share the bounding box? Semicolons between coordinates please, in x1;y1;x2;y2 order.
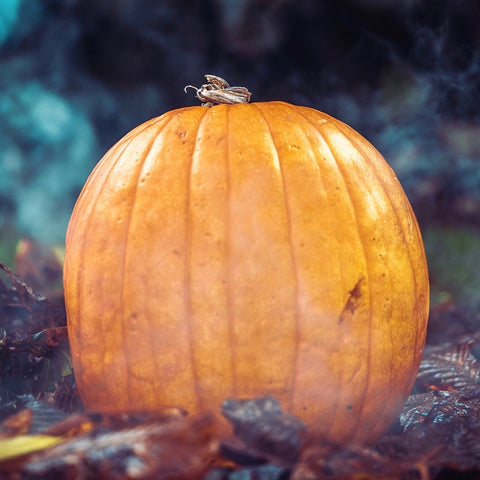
184;74;252;107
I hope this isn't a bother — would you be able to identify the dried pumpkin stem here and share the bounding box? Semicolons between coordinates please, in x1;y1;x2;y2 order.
184;74;252;107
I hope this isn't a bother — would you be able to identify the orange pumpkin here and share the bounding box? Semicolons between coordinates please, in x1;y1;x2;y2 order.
64;76;429;444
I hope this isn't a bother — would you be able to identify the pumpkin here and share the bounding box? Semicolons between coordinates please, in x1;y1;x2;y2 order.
64;75;429;444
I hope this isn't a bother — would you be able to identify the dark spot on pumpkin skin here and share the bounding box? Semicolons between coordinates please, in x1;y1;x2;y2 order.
176;130;187;142
338;276;366;324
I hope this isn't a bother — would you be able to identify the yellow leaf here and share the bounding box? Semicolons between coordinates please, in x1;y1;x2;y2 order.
0;435;64;461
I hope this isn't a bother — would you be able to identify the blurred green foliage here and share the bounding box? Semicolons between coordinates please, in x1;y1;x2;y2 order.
0;221;20;267
423;225;480;306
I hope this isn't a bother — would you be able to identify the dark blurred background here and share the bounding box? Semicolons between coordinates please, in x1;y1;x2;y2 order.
0;0;479;306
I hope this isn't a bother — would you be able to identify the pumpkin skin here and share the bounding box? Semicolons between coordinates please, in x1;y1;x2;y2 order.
64;101;429;444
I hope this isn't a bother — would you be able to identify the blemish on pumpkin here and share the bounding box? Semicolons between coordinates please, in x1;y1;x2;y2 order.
338;276;366;324
176;130;187;141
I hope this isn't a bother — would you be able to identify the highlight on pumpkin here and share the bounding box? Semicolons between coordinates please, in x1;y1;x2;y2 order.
63;76;429;444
